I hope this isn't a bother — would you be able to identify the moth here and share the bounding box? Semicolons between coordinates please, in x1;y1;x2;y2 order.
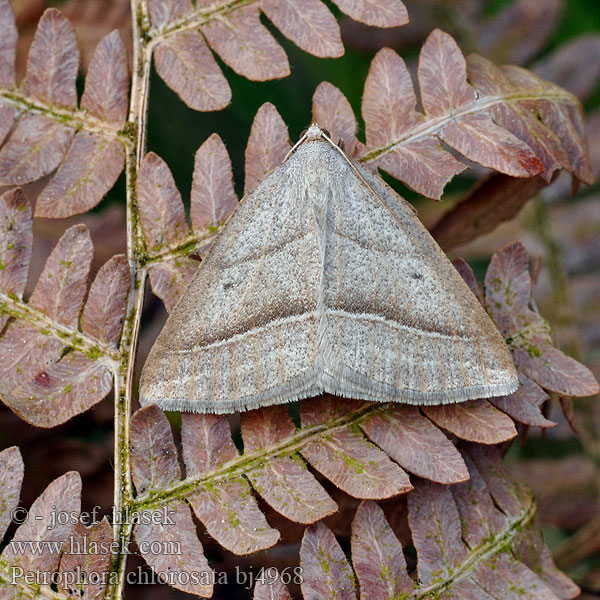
140;125;518;413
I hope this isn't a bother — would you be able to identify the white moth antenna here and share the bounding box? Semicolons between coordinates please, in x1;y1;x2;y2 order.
283;127;311;162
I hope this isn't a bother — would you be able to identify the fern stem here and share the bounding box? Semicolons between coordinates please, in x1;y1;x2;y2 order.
357;91;575;165
143;231;218;264
148;0;254;41
0;90;130;141
0;290;118;364
106;1;152;598
413;497;537;598
134;401;382;508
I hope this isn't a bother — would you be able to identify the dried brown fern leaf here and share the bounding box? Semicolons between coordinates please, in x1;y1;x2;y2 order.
57;519;113;600
0;2;128;218
0;190;130;427
244;103;292;195
147;0;407;111
129;408;213;597
127;395;531;595
484;242;599;398
252;446;579;600
0;446;113;600
310;30;591;201
452;244;599;427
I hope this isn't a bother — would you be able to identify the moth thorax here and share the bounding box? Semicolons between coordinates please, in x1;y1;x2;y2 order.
306;124;325;139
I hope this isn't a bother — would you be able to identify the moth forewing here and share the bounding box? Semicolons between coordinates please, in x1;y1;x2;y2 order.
140;125;518;414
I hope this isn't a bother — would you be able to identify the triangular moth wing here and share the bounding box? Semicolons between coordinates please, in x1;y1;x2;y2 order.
318;155;517;403
140;135;517;413
141;152;326;413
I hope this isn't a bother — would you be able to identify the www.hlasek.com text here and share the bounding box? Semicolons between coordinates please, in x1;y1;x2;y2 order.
8;536;182;557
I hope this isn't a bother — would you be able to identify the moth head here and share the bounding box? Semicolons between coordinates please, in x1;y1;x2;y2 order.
302;124;331;140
